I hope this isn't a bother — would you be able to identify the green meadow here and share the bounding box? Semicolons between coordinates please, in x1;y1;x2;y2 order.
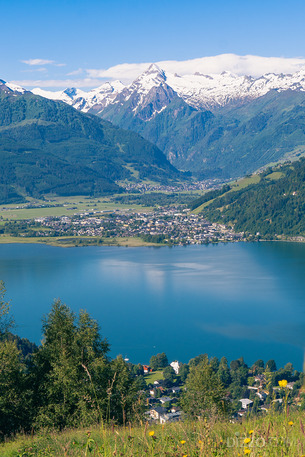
2;412;305;456
0;235;162;248
0;195;153;221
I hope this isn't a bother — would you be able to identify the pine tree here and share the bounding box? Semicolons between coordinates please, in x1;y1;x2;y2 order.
33;300;109;429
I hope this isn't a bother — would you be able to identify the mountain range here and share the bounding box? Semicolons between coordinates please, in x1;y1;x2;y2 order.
27;65;305;179
31;64;305;113
0;80;180;203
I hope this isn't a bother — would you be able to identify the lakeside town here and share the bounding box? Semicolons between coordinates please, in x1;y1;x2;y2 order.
1;206;245;245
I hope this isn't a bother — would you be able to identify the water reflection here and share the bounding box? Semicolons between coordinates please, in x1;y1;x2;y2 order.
0;243;304;369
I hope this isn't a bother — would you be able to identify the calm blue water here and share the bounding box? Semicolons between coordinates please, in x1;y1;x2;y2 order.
1;242;305;370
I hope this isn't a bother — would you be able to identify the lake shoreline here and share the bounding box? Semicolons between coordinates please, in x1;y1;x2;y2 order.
0;235;162;248
0;234;304;248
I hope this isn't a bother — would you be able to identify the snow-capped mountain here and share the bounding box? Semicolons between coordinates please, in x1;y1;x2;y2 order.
97;64;177;122
26;64;305;117
167;69;305;110
31;87;87;105
0;79;27;94
4;66;305;181
32;81;125;113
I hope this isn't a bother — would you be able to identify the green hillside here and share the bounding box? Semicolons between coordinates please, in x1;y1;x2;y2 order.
0;90;181;203
192;158;305;237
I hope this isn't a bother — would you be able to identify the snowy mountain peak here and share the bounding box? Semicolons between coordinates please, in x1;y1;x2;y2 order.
1;80;27;94
0;80;12;95
28;65;305;116
129;64;168;99
89;80;125;95
146;63;166;77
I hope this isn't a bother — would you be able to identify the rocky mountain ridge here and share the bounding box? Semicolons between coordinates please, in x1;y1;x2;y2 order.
29;64;305;115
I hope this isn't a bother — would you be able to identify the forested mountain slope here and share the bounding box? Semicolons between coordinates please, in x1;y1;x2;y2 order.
192;159;305;237
32;66;305;179
107;89;305;179
0;83;181;203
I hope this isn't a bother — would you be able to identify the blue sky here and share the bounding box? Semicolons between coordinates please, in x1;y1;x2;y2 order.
2;0;305;89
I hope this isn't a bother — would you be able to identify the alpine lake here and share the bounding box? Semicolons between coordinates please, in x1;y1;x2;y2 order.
1;241;305;370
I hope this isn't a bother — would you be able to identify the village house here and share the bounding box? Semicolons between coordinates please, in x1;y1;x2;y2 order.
159;396;173;404
239;398;253;409
149;407;167;421
170;361;181;374
159;411;182;424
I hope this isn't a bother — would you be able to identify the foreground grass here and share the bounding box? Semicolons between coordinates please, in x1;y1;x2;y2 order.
2;412;305;456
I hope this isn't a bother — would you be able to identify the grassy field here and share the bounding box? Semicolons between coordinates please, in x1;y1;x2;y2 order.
0;196;153;221
265;171;284;181
229;174;261;190
192;175;262;214
144;370;164;385
1;412;305;456
0;189;202;221
0;235;163;248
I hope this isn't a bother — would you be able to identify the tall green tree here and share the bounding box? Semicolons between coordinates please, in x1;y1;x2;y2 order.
266;359;277;372
163;366;176;382
179;363;189;382
181;359;228;418
252;359;264;374
32;300;109;429
189;353;209;367
0;340;32;436
107;356;145;425
218;356;231;387
0;281;13;337
149;352;168;370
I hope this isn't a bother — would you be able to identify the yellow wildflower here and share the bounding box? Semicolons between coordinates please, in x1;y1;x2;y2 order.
244;437;251;444
278;379;288;388
288;421;294;426
180;440;186;444
244;449;251;455
249;430;254;435
198;440;203;444
148;431;155;436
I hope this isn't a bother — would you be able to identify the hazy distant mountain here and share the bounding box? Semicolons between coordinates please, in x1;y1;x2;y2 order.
0;85;181;203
